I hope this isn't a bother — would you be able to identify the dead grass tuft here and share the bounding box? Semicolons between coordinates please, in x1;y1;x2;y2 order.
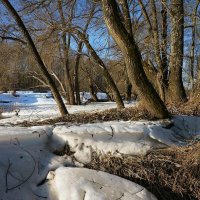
17;100;200;127
86;143;200;200
19;105;155;127
167;98;200;116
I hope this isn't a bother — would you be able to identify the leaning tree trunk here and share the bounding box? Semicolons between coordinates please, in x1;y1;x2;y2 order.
101;0;169;119
1;0;68;116
76;31;125;110
74;6;95;105
168;0;187;103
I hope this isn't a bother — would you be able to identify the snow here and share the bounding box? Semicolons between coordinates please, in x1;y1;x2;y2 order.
0;91;135;124
171;115;200;138
0;91;200;199
46;167;157;200
53;116;200;164
80;92;108;102
53;121;160;163
0;125;74;199
0;91;108;106
0;125;158;200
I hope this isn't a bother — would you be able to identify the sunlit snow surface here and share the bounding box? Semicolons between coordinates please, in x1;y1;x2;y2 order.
0;91;199;199
0;91;134;124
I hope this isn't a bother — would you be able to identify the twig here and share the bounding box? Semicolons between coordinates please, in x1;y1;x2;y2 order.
32;192;47;199
7;147;36;191
5;159;12;193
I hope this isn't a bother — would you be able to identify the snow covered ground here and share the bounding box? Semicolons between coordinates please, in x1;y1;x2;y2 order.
0;125;159;199
53;116;200;164
0;91;134;124
0;91;199;199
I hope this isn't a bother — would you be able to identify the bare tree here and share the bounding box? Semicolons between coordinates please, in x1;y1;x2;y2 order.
75;30;125;109
57;0;75;105
101;0;169;118
1;0;68;116
73;5;95;105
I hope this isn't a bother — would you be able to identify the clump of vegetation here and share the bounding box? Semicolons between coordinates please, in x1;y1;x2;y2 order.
168;99;200;116
86;142;200;200
19;101;200;127
18;105;155;127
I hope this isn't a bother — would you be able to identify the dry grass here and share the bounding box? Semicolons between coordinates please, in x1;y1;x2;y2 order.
86;143;200;200
19;105;155;127
168;97;200;116
17;99;199;127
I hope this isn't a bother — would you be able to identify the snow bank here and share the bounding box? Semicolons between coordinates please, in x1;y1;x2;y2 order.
53;121;166;163
0;126;72;200
171;115;200;138
0;124;158;200
53;116;200;164
47;167;157;200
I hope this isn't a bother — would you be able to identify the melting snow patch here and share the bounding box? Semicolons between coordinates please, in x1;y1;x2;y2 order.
53;121;166;163
0;126;72;200
47;167;157;200
148;126;183;146
171;115;200;138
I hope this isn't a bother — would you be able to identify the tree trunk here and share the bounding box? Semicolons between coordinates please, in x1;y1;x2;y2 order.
168;0;187;103
76;31;125;110
74;41;82;105
89;78;98;102
138;0;166;101
190;1;199;90
161;0;168;85
150;0;162;69
101;0;169;119
74;6;95;105
58;0;75;105
1;0;68;116
124;66;132;101
119;0;133;102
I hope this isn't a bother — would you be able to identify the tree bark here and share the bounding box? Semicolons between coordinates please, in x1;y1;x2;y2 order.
168;0;187;103
101;0;169;119
138;0;166;101
89;78;98;102
119;0;133;101
74;6;95;105
161;0;168;85
76;31;125;110
74;41;82;105
58;0;75;105
190;1;199;90
1;0;68;116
